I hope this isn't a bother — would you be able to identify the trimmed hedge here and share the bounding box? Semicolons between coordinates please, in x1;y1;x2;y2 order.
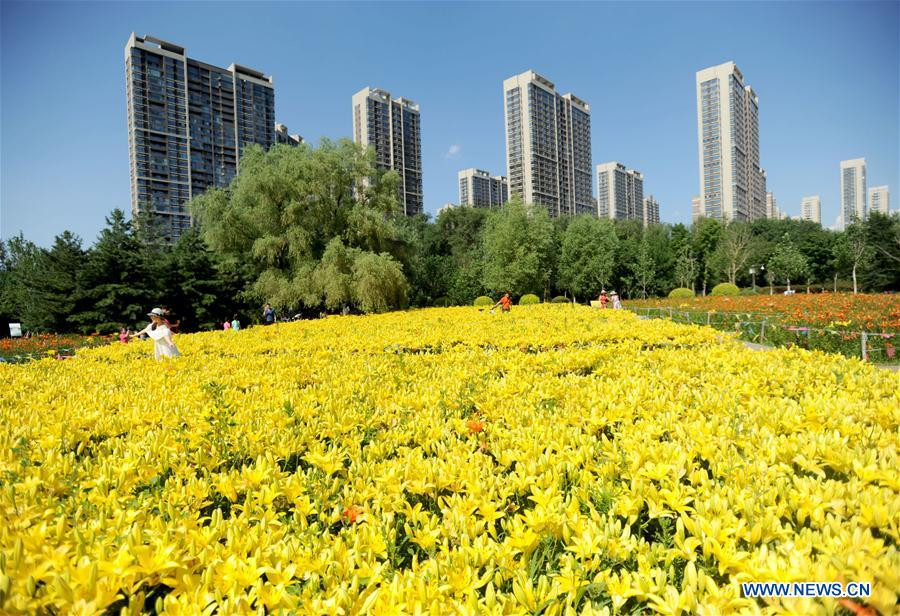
711;283;740;297
668;287;695;299
474;296;494;307
739;287;760;296
519;294;540;305
551;296;570;304
433;296;452;307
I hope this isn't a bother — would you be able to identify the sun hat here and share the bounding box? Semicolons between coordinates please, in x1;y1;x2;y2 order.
147;308;166;318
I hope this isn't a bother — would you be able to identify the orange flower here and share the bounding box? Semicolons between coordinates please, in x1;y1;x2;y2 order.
342;506;361;524
467;420;485;433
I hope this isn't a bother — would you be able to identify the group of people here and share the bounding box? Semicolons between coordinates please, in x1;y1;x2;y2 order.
598;290;623;310
126;303;283;361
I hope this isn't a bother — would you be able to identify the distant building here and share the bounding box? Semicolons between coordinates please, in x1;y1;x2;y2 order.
691;196;702;223
503;70;593;217
437;203;456;216
766;192;779;219
642;195;660;226
801;196;821;224
840;158;867;226
352;87;423;216
275;123;303;146
868;185;890;214
458;168;508;208
597;162;643;221
125;33;275;241
696;61;765;221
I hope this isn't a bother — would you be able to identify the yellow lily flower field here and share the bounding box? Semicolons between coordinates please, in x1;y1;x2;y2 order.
1;305;898;615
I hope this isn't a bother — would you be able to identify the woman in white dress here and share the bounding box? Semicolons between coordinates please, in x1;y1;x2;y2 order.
131;308;181;359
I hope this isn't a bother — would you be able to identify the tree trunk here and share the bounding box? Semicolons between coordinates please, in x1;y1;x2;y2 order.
786;278;791;292
833;272;838;293
852;264;858;294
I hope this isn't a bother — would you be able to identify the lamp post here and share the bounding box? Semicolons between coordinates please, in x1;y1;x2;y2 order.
749;265;765;292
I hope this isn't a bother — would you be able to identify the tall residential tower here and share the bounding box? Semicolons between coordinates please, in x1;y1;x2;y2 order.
503;70;593;217
352;87;423;216
696;61;766;221
125;33;275;240
840;158;867;226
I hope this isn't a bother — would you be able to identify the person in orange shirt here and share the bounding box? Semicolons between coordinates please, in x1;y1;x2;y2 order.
492;292;512;313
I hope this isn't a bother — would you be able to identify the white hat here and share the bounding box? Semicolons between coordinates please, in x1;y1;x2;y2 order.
147;308;165;318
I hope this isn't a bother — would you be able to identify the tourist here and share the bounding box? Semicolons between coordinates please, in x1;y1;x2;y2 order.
223;320;231;330
231;315;241;331
599;290;609;309
610;291;622;310
263;303;276;325
119;328;129;344
130;308;181;360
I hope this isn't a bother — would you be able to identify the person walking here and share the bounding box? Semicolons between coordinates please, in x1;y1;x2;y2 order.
230;315;241;331
491;292;513;314
130;308;181;360
263;303;276;325
610;291;622;310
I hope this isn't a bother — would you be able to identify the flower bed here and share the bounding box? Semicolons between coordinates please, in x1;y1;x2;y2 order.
629;293;900;363
1;306;897;614
0;333;115;363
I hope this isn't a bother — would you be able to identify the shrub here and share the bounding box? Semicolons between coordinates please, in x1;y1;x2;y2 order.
739;287;760;296
474;296;493;307
711;283;740;297
519;294;540;305
551;296;570;304
432;296;452;307
668;287;695;299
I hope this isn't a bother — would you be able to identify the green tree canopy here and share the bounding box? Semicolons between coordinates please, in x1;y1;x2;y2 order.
192;140;410;312
481;199;556;298
557;215;617;300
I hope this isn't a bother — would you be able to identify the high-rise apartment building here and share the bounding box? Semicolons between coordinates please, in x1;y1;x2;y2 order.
801;196;821;224
840;158;867;226
596;162;643;221
503;70;593;217
868;185;890;214
696;61;765;221
275;123;303;147
352;87;423;216
642;195;660;226
691;196;702;223
125;33;275;240
458;168;508;208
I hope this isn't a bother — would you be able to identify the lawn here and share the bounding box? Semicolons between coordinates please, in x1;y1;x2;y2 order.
1;306;897;614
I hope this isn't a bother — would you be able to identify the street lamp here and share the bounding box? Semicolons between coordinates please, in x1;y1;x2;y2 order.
749;265;765;292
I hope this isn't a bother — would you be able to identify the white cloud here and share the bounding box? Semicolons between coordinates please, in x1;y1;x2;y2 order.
445;144;461;158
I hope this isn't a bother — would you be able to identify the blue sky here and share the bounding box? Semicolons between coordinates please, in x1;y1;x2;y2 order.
1;1;897;247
